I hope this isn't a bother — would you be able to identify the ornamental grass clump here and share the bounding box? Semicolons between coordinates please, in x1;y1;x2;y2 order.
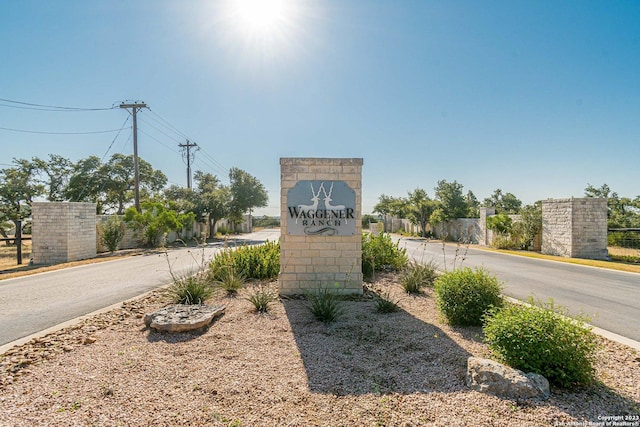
306;286;343;323
212;266;246;295
247;284;278;313
483;298;598;388
165;274;214;305
373;291;400;313
400;261;438;294
434;267;503;326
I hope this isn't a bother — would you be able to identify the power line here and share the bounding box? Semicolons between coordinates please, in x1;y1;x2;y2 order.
144;107;231;180
76;116;132;202
139;112;188;141
100;116;131;162
137;117;184;144
0;97;116;111
198;145;230;175
138;129;181;154
0;126;126;135
147;108;192;141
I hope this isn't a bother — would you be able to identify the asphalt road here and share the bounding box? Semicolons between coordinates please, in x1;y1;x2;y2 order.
399;237;640;342
2;230;638;347
0;229;280;347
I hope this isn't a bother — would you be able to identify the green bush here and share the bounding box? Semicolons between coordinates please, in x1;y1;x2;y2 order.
434;267;503;326
609;231;640;249
216;226;233;236
491;234;520;250
362;233;408;279
306;287;343;323
165;274;214;305
400;261;438;294
100;215;125;252
483;298;598;388
209;240;280;280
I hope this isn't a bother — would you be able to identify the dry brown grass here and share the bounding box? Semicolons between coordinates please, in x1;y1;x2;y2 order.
0;240;31;270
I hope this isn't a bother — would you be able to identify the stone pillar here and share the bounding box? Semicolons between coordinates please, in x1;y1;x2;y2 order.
479;207;495;246
279;158;363;295
542;198;608;260
32;202;97;264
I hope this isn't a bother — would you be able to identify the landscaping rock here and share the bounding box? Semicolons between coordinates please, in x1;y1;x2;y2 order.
143;304;226;333
466;357;550;400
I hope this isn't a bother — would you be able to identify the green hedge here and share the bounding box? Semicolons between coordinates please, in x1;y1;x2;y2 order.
209;240;280;280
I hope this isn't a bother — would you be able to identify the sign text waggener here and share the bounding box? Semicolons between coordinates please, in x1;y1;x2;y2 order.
286;180;356;235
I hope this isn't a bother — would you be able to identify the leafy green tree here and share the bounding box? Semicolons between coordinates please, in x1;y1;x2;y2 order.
64;154;166;214
513;202;542;249
486;213;513;235
0;159;44;236
63;155;105;210
228;167;268;230
123;201;195;247
193;171;232;237
431;180;469;224
163;185;197;215
32;154;74;201
465;190;480;218
483;189;522;214
585;183;640;228
406;188;436;237
373;194;409;218
101;154;167;214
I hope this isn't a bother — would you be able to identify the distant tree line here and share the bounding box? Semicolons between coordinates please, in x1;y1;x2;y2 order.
0;154;268;241
373;180;640;249
373;179;527;238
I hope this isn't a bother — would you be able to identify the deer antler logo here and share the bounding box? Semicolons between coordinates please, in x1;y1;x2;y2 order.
295;182;324;224
322;182;347;223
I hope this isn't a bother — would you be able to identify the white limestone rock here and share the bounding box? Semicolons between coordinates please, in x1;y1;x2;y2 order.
466;357;550;400
144;304;226;333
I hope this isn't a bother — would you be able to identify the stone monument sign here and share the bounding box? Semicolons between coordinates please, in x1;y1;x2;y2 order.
279;158;363;295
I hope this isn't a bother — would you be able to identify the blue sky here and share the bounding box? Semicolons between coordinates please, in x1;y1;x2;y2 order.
1;0;639;216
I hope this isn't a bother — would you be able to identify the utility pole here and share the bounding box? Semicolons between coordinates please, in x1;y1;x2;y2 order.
119;101;147;211
179;140;198;189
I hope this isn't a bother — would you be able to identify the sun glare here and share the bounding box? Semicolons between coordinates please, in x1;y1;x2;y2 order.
208;0;314;68
229;0;291;37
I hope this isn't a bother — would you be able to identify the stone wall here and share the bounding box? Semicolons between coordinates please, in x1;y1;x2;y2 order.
32;202;97;264
478;207;496;246
542;198;608;260
432;218;482;243
279;158;363;295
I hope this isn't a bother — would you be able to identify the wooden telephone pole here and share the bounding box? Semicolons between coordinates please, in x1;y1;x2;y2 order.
179;140;198;189
119;102;147;211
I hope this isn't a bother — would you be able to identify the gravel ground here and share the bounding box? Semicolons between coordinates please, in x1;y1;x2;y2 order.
1;274;639;426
